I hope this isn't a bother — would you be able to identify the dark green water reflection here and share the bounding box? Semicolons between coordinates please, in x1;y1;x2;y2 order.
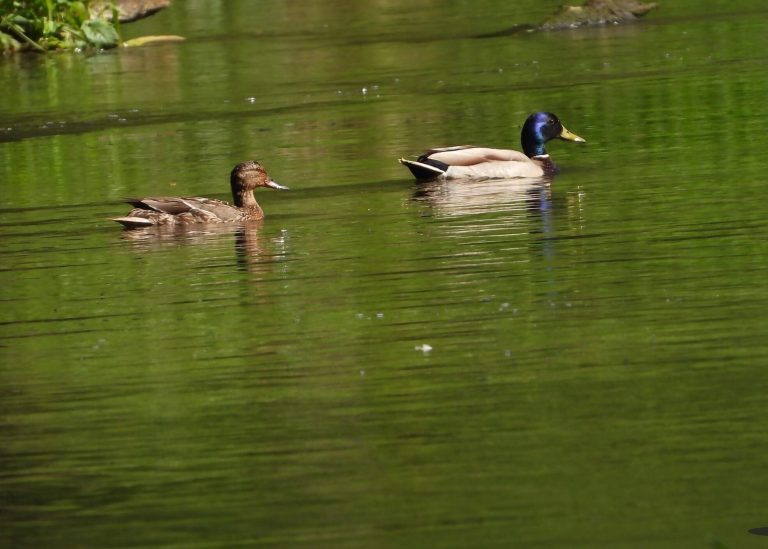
3;1;768;547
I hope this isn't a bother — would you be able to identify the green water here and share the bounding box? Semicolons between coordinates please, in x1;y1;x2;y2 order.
3;1;768;547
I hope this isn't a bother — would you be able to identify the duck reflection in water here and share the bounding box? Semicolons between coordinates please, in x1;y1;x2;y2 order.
410;176;575;261
119;220;258;247
412;176;554;219
234;224;290;275
119;220;290;276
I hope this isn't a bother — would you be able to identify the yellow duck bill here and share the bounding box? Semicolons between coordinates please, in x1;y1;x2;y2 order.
559;126;586;143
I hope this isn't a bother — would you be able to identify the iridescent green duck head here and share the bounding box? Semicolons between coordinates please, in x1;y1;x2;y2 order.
521;112;585;158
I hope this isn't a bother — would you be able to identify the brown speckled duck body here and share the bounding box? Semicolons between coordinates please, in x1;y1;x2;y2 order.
113;161;287;229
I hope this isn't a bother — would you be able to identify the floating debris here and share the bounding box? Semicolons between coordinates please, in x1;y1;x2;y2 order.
477;0;658;37
122;35;186;48
91;0;172;23
540;0;658;30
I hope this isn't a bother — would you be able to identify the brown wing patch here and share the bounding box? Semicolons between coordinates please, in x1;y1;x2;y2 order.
123;196;241;221
125;197;194;215
193;199;241;221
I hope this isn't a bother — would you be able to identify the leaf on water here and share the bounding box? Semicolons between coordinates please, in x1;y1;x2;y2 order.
81;19;119;48
122;35;185;48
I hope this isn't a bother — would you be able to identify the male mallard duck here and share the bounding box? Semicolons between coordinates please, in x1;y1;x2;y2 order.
399;112;585;180
113;160;288;229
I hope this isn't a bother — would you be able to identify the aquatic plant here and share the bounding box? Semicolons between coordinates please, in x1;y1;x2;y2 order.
0;0;120;52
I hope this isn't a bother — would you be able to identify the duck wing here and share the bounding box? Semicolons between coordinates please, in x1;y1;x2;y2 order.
125;196;241;221
423;147;530;166
126;197;192;215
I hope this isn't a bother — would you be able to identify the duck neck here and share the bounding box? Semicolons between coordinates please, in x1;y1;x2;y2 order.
233;189;264;218
536;155;558;176
522;136;547;158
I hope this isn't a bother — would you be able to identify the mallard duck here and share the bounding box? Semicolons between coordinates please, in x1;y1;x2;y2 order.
399;112;585;180
112;160;288;229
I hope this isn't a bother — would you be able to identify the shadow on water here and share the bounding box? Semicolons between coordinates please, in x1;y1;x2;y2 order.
0;99;364;144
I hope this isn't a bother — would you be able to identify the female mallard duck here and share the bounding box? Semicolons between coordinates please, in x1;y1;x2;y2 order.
399;112;585;180
112;160;288;229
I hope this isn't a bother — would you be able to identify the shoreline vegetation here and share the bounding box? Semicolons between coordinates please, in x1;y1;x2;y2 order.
1;0;121;52
1;0;656;54
0;0;177;53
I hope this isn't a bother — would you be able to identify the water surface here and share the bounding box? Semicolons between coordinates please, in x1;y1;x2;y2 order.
2;1;768;547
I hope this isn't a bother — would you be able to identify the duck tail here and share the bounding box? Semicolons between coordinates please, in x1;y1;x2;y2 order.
112;216;155;229
399;158;447;181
